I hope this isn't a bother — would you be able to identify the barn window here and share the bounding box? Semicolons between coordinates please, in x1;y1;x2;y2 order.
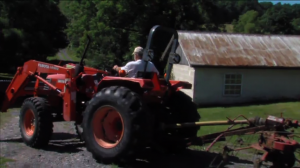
223;74;242;96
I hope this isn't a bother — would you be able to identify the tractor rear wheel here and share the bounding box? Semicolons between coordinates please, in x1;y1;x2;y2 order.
19;97;53;148
155;90;201;153
82;86;149;164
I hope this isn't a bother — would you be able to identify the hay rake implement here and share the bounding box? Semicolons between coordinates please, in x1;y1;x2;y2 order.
165;115;300;167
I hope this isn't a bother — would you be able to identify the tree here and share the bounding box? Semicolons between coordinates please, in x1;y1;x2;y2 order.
259;3;295;34
59;0;300;74
291;18;300;33
215;1;264;24
233;10;260;33
0;0;69;72
259;2;273;10
59;0;221;73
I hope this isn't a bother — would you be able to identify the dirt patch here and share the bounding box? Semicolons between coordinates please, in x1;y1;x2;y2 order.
0;109;105;168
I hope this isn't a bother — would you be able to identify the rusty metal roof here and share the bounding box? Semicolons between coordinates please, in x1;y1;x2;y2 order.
177;31;300;67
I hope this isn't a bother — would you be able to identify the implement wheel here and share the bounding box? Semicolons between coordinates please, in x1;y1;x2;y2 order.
19;97;53;148
82;86;150;164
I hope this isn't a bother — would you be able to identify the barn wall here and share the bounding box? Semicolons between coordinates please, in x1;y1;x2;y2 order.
176;45;190;66
172;64;195;99
193;67;300;106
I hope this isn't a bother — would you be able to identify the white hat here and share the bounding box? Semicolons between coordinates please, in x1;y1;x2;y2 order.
132;46;143;55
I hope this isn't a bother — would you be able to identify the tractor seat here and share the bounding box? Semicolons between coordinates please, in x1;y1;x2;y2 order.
92;73;103;85
91;73;103;82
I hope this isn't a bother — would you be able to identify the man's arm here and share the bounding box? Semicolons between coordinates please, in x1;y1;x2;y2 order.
113;63;131;72
113;65;121;71
149;62;159;75
154;67;159;76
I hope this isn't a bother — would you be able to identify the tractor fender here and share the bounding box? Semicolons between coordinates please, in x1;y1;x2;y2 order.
96;78;146;94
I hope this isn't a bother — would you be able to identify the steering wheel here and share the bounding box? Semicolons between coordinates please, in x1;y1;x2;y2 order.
110;68;119;77
109;68;126;77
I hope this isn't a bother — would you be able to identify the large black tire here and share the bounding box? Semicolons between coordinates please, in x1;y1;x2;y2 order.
154;90;201;153
271;152;295;168
82;86;150;164
19;97;53;148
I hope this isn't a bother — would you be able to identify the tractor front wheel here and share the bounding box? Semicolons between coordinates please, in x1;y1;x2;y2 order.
19;97;53;148
82;86;150;164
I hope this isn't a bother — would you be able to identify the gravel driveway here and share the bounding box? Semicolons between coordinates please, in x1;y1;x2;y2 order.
0;109;282;168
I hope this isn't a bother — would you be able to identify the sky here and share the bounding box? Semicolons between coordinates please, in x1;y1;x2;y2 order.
258;1;300;4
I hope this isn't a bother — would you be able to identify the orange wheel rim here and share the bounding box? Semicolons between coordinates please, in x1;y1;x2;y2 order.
24;109;35;136
92;106;124;149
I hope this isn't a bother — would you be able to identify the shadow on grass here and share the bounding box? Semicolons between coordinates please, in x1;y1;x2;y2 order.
122;148;254;168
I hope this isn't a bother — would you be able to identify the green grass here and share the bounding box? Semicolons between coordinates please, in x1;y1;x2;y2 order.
192;102;300;162
111;164;119;168
0;112;11;128
0;108;19;128
197;102;300;136
47;48;80;62
0;156;15;168
46;52;63;61
66;49;80;62
0;73;14;79
224;24;234;33
46;55;60;61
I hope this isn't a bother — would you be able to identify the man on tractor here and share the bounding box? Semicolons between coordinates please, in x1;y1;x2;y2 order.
113;46;159;78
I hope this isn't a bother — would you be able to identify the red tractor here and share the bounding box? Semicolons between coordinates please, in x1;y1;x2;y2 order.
1;25;200;164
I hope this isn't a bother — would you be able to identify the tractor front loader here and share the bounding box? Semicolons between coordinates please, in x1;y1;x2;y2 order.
0;25;201;164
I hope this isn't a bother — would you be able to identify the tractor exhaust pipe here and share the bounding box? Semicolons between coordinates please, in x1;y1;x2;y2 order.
79;35;91;66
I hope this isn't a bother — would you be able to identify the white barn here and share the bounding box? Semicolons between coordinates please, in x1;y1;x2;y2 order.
169;31;300;106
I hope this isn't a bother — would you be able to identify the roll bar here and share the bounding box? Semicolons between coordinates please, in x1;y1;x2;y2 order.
142;25;180;84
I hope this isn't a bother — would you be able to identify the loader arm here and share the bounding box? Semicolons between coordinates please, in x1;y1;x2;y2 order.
1;60;77;121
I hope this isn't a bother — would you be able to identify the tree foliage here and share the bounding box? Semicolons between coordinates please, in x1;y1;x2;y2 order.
59;0;220;72
59;0;300;71
233;10;260;33
0;0;69;71
1;0;300;73
231;3;300;34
